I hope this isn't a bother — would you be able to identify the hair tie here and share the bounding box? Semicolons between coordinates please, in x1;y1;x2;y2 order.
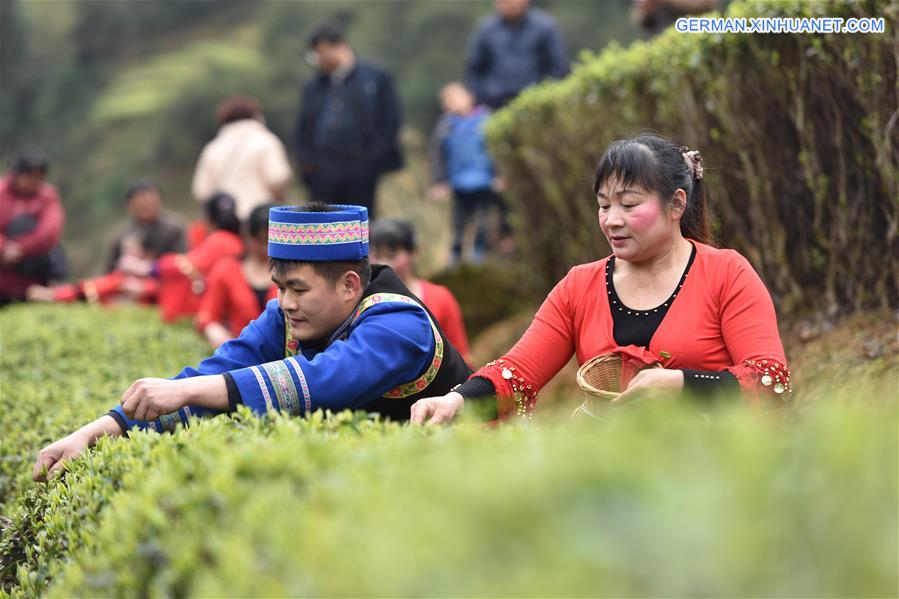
680;147;704;181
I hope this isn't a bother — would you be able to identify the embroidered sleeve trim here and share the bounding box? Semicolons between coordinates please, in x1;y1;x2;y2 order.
250;365;275;411
261;361;301;416
285;356;312;415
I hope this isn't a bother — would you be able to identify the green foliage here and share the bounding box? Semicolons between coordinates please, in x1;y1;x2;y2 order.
0;304;208;508
487;0;898;313
1;301;896;597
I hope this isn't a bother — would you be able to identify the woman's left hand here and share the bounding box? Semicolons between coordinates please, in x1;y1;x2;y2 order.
611;368;683;407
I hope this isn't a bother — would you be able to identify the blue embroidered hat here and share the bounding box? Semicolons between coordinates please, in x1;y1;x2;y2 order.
268;205;369;261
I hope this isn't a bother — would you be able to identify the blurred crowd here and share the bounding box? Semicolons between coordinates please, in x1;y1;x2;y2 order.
1;0;717;349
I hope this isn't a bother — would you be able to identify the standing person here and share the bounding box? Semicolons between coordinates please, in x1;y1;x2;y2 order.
33;204;472;481
191;94;293;222
293;23;403;218
429;82;504;264
195;204;278;349
107;180;187;273
0;150;66;304
411;133;791;425
465;0;569;111
370;218;471;364
118;192;244;323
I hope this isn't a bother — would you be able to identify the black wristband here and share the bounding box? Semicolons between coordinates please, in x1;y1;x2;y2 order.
456;376;496;399
107;410;129;436
223;372;242;413
682;369;740;398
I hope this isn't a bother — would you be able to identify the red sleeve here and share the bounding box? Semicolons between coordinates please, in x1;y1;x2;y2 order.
435;286;471;364
157;232;244;279
16;187;64;256
184;231;244;275
471;268;577;419
195;260;230;332
718;253;792;409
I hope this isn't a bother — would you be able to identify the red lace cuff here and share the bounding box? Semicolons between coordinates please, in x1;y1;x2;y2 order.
471;359;536;420
728;359;793;414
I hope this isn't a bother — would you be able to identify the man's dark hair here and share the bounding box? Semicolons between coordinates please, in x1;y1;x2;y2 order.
124;179;160;203
11;150;49;175
306;22;345;48
269;202;372;288
370;218;416;253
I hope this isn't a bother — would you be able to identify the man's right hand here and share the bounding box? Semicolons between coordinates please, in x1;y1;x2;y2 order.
32;416;123;482
32;432;91;482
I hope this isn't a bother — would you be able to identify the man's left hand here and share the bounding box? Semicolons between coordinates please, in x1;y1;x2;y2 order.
120;378;189;421
611;368;683;407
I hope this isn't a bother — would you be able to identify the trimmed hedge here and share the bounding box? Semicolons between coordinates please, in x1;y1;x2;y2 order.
486;0;898;314
1;305;896;597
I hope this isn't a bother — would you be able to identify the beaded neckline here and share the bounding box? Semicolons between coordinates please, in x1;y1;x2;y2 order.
605;243;697;316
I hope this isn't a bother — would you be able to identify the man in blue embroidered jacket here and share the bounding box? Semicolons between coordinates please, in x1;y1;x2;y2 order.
33;204;471;481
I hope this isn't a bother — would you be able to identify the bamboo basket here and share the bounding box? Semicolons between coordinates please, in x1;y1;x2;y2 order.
572;352;661;420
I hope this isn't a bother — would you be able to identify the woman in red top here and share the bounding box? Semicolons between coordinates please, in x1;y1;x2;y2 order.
195;204;277;348
119;192;244;322
411;133;790;424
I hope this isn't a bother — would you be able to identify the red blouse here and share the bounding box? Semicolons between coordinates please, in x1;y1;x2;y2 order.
419;280;471;364
156;230;244;322
472;241;790;417
51;271;157;305
195;257;277;336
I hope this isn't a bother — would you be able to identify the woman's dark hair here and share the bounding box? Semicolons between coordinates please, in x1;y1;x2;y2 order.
247;203;275;239
592;132;712;245
124;179;160;203
203;192;241;235
215;94;261;126
370;218;417;253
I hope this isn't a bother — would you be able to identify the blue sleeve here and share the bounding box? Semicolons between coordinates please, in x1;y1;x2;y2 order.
544;21;569;79
109;300;285;433
228;301;435;417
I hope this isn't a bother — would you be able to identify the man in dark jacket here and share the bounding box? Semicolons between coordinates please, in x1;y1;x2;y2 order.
465;0;570;110
293;23;403;219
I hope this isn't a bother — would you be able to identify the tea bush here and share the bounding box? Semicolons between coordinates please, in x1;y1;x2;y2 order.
1;304;896;597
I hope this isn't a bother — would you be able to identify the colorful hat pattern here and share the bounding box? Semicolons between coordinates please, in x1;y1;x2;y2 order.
268;205;369;261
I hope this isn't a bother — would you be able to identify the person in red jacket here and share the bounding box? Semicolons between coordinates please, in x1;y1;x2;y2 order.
195;204;277;348
119;192;244;322
411;133;791;425
0;151;66;304
369;218;471;364
27;232;158;305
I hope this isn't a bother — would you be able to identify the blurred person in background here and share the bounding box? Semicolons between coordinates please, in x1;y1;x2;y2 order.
107;180;187;273
0;150;67;305
195;204;277;349
465;0;569;111
429;82;508;264
370;218;471;364
632;0;720;37
294;23;403;218
27;232;157;305
118;192;244;323
192;94;292;223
